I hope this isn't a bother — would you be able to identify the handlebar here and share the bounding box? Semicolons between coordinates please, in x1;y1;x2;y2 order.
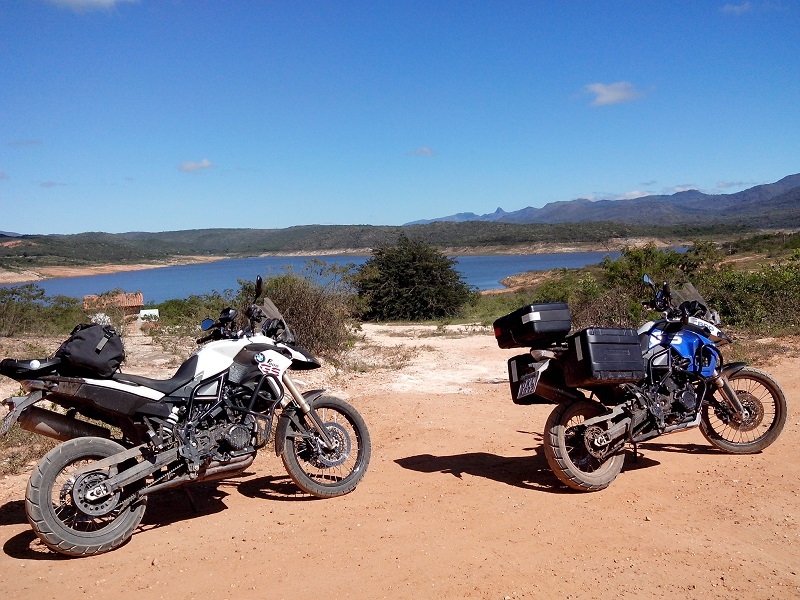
195;277;298;346
642;275;716;323
196;304;295;345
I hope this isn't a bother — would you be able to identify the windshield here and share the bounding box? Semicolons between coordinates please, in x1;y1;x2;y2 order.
669;282;707;307
261;297;285;321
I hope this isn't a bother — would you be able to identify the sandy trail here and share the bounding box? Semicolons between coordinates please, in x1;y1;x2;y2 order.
0;324;797;599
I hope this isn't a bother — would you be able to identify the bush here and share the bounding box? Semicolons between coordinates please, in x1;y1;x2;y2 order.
156;291;232;330
0;284;84;337
352;234;474;321
261;260;357;359
702;257;800;334
475;243;800;337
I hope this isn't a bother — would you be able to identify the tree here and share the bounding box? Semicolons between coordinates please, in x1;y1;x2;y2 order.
353;234;473;321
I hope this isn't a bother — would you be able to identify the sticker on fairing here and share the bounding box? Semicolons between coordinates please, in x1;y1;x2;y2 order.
257;359;282;377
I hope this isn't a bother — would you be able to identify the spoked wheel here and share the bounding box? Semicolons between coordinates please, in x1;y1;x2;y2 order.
281;396;371;498
25;437;146;556
543;399;625;492
702;367;787;454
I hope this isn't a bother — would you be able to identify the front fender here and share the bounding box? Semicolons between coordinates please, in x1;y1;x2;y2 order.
720;362;747;378
274;407;300;456
273;389;326;455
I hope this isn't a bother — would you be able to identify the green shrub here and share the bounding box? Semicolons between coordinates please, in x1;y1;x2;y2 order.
702;257;800;334
352;234;474;321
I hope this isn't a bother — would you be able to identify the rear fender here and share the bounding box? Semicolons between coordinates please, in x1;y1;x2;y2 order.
1;391;44;436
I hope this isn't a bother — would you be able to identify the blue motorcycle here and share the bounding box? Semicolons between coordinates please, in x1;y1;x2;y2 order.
495;275;787;491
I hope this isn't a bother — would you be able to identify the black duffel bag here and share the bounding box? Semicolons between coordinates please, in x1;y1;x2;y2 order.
56;323;125;378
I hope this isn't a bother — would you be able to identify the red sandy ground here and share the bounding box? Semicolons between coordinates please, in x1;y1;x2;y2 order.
0;324;797;599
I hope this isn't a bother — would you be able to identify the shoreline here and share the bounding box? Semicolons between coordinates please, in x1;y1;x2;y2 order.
0;255;229;285
0;237;680;286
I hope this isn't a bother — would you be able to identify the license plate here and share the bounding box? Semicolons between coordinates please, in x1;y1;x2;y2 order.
516;370;541;400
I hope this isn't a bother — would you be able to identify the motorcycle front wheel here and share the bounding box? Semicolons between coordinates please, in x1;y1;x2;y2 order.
25;436;147;556
702;366;787;454
543;399;625;492
281;396;371;498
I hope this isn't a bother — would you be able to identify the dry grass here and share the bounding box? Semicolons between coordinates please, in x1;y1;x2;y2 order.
0;426;58;476
377;323;490;338
337;340;425;373
722;332;800;367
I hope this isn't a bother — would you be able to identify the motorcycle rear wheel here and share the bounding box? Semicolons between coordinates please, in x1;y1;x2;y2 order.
25;436;146;556
544;399;625;492
281;396;371;498
702;366;787;454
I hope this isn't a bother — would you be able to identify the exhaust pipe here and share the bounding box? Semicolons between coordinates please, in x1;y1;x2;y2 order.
17;406;111;442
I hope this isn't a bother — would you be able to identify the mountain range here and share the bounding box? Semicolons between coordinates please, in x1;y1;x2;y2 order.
405;173;800;227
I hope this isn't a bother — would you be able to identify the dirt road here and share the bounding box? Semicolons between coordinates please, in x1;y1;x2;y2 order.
1;325;798;599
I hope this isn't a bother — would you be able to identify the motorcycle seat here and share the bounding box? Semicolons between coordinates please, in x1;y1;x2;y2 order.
0;357;62;378
111;355;199;395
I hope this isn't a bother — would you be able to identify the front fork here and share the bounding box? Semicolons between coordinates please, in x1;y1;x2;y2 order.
711;362;748;418
280;373;336;450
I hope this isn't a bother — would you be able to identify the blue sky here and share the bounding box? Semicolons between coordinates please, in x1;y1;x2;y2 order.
1;0;799;235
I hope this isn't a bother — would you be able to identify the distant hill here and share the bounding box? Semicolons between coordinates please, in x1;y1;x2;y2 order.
3;172;799;272
0;221;751;272
406;174;800;227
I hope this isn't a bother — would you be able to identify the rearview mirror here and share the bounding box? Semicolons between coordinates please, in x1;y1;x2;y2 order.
201;318;215;331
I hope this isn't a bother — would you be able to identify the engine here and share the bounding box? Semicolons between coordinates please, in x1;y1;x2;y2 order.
154;383;269;465
655;377;698;425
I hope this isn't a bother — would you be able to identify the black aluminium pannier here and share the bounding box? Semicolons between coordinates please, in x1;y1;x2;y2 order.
55;323;125;378
562;327;645;387
493;302;571;349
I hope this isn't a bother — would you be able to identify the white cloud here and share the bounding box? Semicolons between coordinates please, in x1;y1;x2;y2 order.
617;190;653;200
584;81;645;106
411;146;436;157
722;2;752;15
179;159;214;173
716;180;751;189
45;0;137;10
585;189;654;201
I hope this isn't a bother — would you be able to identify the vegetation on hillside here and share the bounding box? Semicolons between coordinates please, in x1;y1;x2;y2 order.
3;232;800;348
0;221;753;272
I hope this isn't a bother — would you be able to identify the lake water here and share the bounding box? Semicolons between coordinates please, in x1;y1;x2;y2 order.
5;251;620;304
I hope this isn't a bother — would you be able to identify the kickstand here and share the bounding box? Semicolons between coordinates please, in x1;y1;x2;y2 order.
182;486;199;513
631;439;639;463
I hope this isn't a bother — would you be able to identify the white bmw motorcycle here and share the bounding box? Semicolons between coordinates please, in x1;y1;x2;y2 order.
1;276;371;556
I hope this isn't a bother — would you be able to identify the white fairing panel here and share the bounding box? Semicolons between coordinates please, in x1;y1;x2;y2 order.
192;339;250;378
80;378;165;401
191;334;292;380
